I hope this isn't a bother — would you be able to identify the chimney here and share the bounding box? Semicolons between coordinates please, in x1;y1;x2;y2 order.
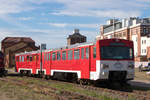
74;29;79;34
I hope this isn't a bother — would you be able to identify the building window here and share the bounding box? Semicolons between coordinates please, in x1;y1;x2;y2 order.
149;28;150;33
74;49;80;60
143;28;146;34
144;40;146;44
85;47;89;59
142;40;143;44
81;48;84;59
123;32;126;37
57;52;61;60
68;50;73;60
62;51;66;60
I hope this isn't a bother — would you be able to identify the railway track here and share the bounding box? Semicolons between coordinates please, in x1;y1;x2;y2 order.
25;76;150;100
0;77;99;100
1;74;150;100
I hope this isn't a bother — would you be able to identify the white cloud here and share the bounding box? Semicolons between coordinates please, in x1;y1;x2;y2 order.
0;0;34;15
50;0;150;18
19;17;33;21
48;23;99;28
48;23;67;27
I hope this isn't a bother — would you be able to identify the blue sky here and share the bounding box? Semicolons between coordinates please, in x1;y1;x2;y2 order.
0;0;150;48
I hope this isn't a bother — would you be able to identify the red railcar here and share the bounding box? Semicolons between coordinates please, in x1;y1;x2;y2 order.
15;39;134;83
0;51;7;76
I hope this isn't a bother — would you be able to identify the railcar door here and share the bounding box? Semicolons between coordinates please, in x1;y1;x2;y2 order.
43;52;50;75
32;54;37;74
36;53;40;74
21;55;26;69
80;46;90;79
90;46;97;73
15;56;19;72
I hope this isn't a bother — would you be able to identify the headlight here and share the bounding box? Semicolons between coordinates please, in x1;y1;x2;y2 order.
101;64;109;69
128;64;134;69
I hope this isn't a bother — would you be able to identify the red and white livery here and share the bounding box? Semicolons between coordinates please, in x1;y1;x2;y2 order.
15;39;134;82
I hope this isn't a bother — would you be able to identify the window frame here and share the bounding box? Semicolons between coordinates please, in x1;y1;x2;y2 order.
81;48;84;59
93;47;96;59
52;52;56;61
85;47;89;59
62;51;66;60
74;49;80;60
68;50;73;60
57;51;61;60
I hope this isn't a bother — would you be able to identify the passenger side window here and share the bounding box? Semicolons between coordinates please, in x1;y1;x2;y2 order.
52;52;56;61
81;48;84;59
47;53;49;61
85;47;89;59
49;53;51;60
30;56;32;61
74;49;80;59
27;56;29;62
93;47;96;59
19;56;22;62
57;52;61;60
22;56;24;62
68;50;73;60
62;51;66;60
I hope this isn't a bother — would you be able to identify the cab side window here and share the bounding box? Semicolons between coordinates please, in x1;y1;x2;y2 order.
93;47;96;59
81;48;84;59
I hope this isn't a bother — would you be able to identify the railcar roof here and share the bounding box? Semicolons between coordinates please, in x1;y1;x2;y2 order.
15;41;96;56
52;41;95;51
15;49;52;56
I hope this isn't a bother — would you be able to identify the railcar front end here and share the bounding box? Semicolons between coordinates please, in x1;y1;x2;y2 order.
91;39;134;82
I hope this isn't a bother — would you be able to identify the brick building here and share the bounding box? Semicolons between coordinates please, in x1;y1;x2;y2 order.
98;17;150;66
67;29;86;46
1;37;39;67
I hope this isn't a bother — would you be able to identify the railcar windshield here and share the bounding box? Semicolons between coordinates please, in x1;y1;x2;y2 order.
101;46;133;60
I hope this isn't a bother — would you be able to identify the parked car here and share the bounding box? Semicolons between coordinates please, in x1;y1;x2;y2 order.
142;63;150;71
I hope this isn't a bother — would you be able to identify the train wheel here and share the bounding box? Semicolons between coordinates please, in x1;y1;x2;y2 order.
78;79;89;85
45;75;50;80
20;70;24;77
27;71;32;77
